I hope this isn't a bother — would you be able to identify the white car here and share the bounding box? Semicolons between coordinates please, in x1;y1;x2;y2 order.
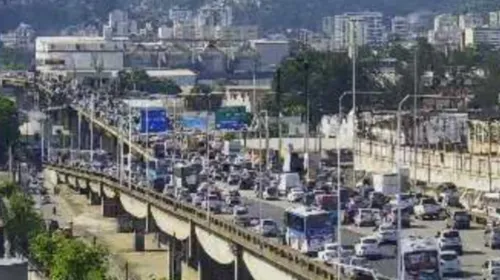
482;258;500;280
253;219;280;237
389;193;415;210
345;257;371;277
201;194;223;213
436;229;463;255
287;188;305;202
320;243;354;260
440;250;462;278
354;209;380;227
414;197;443;220
317;250;337;264
355;236;382;259
375;224;397;244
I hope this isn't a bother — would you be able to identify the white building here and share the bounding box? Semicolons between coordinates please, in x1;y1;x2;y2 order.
145;69;197;87
173;22;196;39
196;5;233;27
429;14;461;48
322;16;335;37
158;25;174;39
109;9;128;29
0;23;35;49
464;27;500;49
249;39;289;72
433;14;458;32
169;7;193;23
391;16;410;40
333;12;384;50
35;36;126;77
216;25;259;41
489;11;500;28
458;13;484;30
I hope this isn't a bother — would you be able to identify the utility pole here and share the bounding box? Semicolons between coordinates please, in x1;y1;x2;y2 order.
349;18;359;187
303;60;310;181
413;47;419;186
276;68;283;169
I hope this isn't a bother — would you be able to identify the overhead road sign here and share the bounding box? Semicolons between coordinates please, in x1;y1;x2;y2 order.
181;116;207;131
140;108;170;134
215;106;251;131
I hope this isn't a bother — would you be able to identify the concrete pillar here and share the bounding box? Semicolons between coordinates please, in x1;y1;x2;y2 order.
233;244;242;280
197;244;204;280
101;196;120;217
133;230;146;252
87;191;100;205
78;185;88;195
144;204;155;233
169;235;178;280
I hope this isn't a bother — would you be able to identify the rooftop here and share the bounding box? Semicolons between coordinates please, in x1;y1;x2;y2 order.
123;99;166;109
286;206;328;216
145;69;197;78
36;36;129;44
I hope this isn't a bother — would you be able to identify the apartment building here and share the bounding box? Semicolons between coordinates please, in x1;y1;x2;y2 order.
333;12;385;49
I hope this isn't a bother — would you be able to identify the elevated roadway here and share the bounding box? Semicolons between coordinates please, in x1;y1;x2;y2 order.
45;163;339;280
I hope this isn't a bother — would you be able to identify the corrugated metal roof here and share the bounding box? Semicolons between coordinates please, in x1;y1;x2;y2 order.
123;99;166;109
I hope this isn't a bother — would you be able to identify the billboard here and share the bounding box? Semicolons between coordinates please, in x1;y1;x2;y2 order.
215;106;251;131
181;116;207;131
140;108;170;134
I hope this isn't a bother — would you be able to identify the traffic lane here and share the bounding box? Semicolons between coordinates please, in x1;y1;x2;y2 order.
237;192;399;278
347;219;488;277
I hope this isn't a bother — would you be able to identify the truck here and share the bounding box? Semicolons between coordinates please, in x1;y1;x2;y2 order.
372;173;398;195
223;140;242;156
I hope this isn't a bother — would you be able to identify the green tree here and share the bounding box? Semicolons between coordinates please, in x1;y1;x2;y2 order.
163;79;182;95
0;181;18;198
50;237;108;280
268;49;381;128
0;96;20;164
30;232;60;269
6;191;44;252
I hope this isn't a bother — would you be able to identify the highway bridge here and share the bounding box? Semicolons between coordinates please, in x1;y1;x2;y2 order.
45;163;338;280
5;75;500;278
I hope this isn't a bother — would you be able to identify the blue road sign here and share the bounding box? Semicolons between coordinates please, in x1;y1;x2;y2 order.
215;106;249;131
181;116;207;131
140;108;169;133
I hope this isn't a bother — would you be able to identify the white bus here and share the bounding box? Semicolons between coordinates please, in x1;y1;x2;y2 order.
284;206;334;255
401;236;440;280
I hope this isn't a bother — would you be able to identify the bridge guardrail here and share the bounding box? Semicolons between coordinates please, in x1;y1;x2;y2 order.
47;163;338;280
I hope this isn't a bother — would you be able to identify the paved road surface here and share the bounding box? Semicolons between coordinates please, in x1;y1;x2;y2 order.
236;189;492;279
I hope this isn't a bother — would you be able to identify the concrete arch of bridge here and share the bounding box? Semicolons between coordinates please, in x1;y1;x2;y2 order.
102;186;116;198
150;206;190;240
195;226;235;265
118;192;148;219
242;251;295;280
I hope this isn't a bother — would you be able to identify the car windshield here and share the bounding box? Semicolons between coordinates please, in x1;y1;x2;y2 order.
422;198;437;204
440;253;457;261
263;220;275;226
443;231;459;238
351;258;367;266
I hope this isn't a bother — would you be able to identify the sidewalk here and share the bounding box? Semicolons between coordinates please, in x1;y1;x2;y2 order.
43;179;169;280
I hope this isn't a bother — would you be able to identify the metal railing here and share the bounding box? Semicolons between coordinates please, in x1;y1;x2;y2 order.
46;163;338;280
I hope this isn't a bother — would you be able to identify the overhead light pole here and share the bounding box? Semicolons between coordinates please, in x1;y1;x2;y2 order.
336;90;382;279
396;94;464;280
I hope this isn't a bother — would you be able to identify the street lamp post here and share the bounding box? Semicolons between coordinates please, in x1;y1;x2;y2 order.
396;94;464;280
205;92;212;222
90;92;94;162
336;90;382;278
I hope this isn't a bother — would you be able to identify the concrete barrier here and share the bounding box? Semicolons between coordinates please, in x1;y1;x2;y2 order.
46;163;338;280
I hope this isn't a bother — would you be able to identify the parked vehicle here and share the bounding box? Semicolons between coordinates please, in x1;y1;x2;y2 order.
440;250;462;278
446;210;471;229
436;229;463;255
